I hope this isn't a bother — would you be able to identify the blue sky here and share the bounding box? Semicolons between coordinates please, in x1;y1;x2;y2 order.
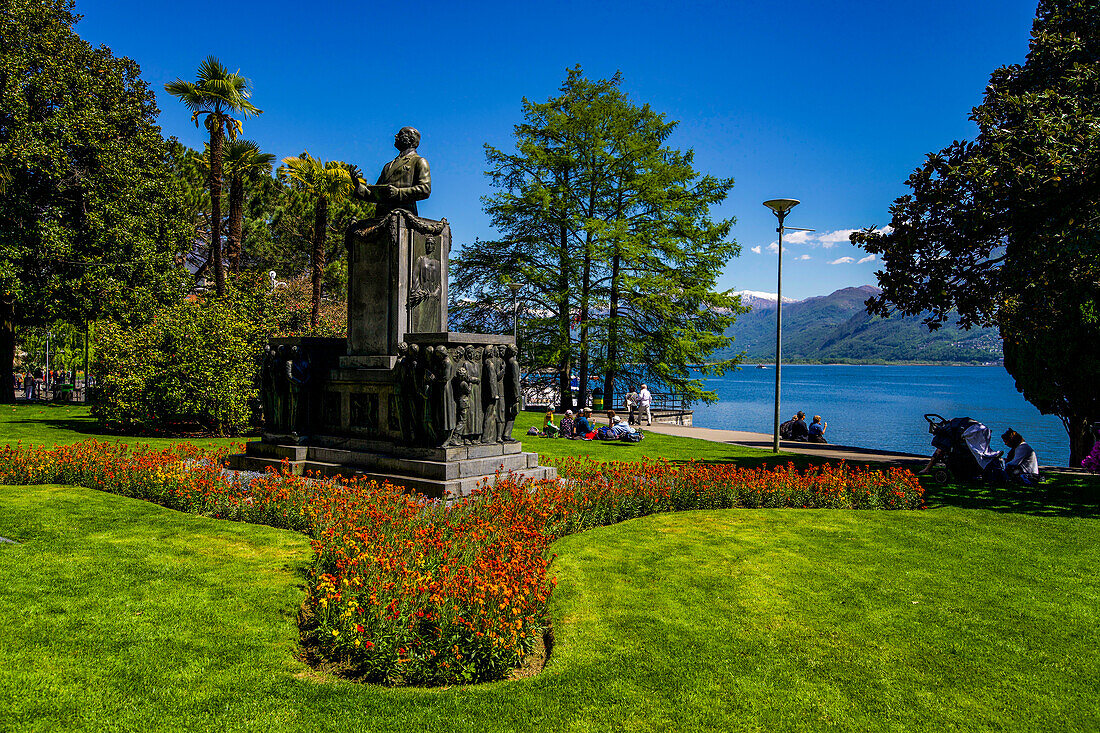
74;0;1038;300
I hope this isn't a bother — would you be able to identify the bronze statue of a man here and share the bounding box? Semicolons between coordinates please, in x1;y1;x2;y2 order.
350;126;431;217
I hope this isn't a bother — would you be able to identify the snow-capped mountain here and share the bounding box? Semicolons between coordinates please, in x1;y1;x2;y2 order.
733;290;801;310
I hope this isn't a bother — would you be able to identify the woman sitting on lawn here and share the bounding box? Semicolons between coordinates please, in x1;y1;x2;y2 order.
1001;428;1039;484
543;409;559;437
560;410;576;438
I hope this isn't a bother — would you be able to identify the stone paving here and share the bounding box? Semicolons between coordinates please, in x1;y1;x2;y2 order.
641;422;928;467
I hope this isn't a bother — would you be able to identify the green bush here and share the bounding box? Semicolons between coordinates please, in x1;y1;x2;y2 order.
93;295;265;435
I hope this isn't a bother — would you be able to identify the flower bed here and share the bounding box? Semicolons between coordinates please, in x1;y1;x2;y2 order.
0;441;923;685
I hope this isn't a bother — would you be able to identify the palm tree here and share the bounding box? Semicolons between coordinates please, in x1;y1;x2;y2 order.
279;152;353;330
223;140;275;272
165;57;261;296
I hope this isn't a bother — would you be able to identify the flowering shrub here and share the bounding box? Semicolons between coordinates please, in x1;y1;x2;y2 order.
1082;439;1100;473
0;442;923;685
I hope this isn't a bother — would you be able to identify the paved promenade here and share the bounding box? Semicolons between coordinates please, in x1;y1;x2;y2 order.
644;422;928;467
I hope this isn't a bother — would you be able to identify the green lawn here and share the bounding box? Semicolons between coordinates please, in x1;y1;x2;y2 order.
1;403;242;451
1;482;1097;732
1;403;794;466
4;404;1099;731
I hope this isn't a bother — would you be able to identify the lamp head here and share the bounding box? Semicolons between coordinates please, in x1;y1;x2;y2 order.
763;198;800;218
506;282;522;294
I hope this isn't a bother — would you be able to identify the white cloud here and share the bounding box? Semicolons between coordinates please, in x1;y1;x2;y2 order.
829;256;855;265
750;245;762;254
795;254;812;261
777;226;893;249
766;242;787;253
857;254;876;264
783;230;816;245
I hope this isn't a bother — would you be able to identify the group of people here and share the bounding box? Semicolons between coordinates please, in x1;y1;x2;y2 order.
14;368;74;401
540;406;641;441
780;411;828;443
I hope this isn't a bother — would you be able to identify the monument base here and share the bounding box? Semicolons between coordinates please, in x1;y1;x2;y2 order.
226;440;557;499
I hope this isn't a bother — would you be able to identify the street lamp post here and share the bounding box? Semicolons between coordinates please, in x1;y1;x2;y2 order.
762;199;813;452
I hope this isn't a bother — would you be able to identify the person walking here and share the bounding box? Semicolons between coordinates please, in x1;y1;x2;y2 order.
624;389;639;424
638;384;653;426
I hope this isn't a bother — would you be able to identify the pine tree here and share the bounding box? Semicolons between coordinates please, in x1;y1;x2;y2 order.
452;67;743;409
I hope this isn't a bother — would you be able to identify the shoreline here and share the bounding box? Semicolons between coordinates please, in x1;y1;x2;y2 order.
696;361;1004;368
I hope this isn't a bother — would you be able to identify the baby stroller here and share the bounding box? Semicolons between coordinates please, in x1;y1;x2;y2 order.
922;414;1004;484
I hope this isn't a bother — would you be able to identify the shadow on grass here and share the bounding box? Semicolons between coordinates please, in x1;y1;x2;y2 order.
7;416;102;436
924;473;1100;518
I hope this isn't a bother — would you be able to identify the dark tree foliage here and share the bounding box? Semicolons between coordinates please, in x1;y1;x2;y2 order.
0;0;191;402
452;68;743;410
853;0;1100;465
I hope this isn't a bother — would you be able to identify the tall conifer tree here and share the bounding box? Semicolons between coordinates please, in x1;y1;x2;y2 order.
452;67;744;409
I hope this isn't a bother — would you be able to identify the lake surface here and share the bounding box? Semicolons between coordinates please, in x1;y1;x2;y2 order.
692;365;1069;464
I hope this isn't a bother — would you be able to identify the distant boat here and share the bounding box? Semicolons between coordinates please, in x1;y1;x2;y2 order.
756;364;768;369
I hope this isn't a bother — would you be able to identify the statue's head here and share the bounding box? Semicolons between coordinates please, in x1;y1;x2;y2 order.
397;341;408;355
505;343;516;358
453;346;466;360
484;345;495;359
425;236;435;254
395;126;420;151
409;343;419;356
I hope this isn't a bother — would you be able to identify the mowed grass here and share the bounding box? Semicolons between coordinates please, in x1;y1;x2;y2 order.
0;403;811;467
1;402;241;451
2;482;1098;732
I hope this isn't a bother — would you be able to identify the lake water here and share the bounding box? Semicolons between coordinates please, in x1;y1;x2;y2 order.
692;365;1069;464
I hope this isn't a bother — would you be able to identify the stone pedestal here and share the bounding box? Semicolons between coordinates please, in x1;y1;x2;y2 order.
227;194;553;498
226;333;556;499
344;211;450;369
229;440;556;500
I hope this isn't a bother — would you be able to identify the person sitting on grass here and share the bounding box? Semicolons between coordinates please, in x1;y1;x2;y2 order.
576;407;595;439
606;409;618;427
560;410;576;438
609;415;632;438
808;415;828;443
542;409;559;437
1000;428;1039;484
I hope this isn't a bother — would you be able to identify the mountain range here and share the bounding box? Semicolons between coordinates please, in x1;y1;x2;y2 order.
715;285;1003;364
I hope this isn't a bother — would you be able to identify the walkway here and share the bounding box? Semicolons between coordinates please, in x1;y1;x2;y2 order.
643;422;928;467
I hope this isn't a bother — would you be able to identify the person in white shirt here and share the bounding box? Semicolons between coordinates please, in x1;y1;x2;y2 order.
638;384;652;426
609;416;633;437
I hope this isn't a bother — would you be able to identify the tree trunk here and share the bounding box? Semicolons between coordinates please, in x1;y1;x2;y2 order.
1;296;15;403
310;195;328;331
558;220;574;411
602;248;621;407
226;174;244;272
577;232;592;411
1067;413;1095;467
83;321;90;403
209;122;226;297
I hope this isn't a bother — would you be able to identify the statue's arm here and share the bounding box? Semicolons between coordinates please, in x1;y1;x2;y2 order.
394;158;431;203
